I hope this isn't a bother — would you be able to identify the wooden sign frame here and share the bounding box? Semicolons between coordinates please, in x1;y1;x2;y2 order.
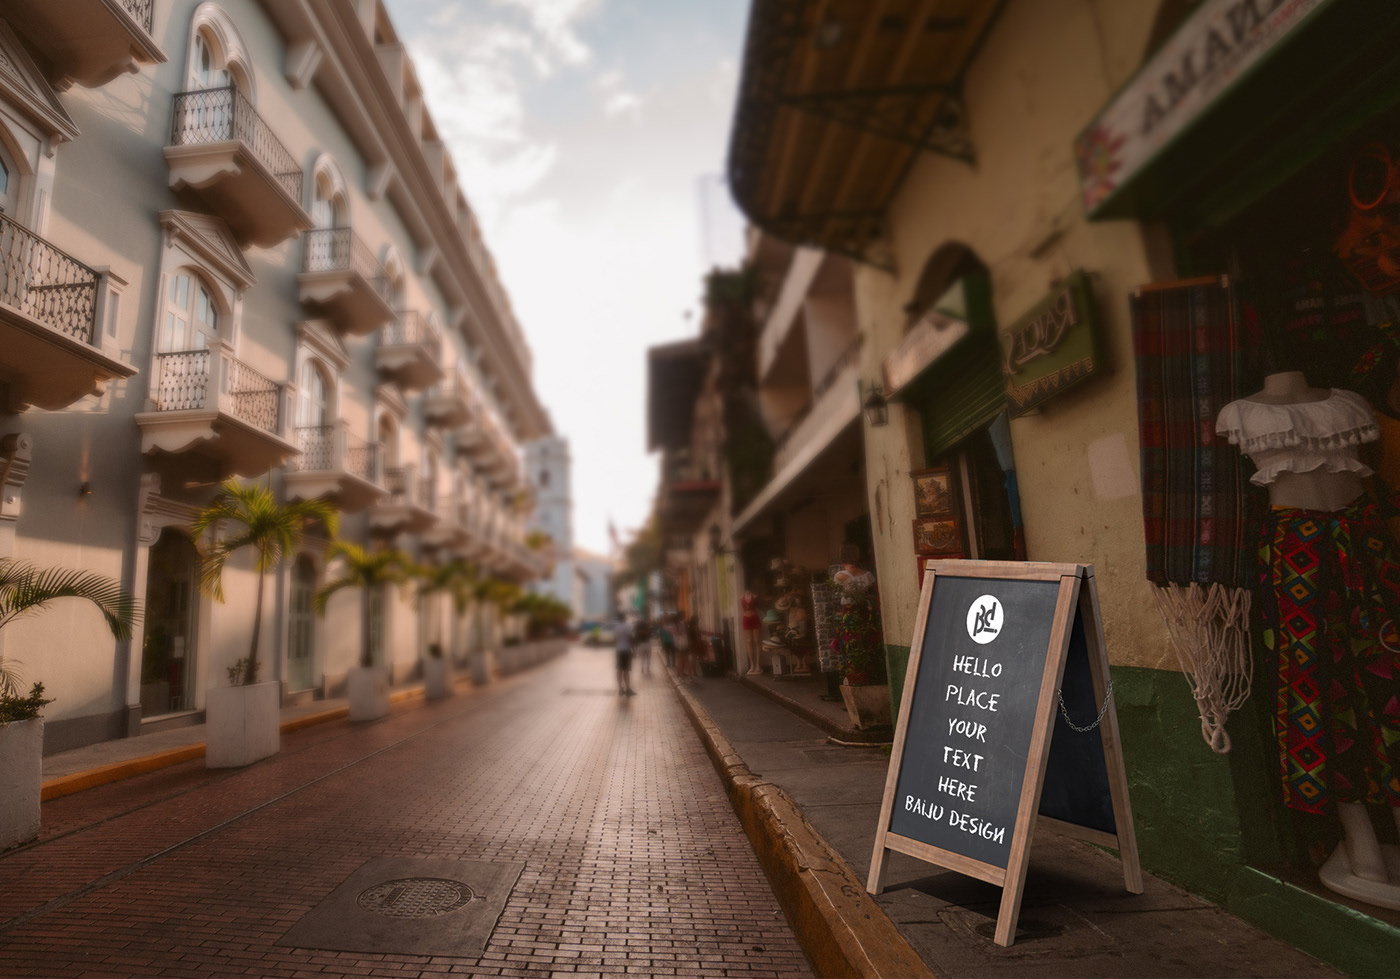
867;559;1142;947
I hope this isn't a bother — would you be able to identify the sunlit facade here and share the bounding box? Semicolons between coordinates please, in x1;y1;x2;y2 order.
0;0;550;753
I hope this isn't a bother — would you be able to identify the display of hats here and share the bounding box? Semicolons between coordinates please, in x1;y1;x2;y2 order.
774;595;792;611
762;609;782;624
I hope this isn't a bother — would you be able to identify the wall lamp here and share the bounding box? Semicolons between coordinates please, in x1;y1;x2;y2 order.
860;380;889;428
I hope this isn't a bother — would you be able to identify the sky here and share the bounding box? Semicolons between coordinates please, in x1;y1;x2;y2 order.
381;0;751;557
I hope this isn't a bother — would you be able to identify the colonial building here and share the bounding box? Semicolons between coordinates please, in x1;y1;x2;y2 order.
712;0;1400;971
0;0;550;754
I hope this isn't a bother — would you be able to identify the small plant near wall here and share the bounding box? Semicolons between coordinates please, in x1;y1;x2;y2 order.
314;542;412;668
225;658;259;686
0;682;52;723
0;560;139;718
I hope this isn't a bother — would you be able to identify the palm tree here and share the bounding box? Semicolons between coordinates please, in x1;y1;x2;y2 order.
0;560;139;701
192;480;339;686
313;541;410;668
412;557;477;660
413;557;477;618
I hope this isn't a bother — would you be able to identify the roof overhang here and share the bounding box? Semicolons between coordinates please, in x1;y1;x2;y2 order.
646;339;709;452
727;0;1002;267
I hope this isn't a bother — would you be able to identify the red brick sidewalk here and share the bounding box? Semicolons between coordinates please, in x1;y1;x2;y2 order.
0;649;813;978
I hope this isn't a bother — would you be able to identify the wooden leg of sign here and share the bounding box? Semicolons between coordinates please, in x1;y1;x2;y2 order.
1081;575;1144;894
867;841;890;895
993;573;1084;947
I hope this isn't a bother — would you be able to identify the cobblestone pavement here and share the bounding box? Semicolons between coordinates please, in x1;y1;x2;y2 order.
0;649;813;978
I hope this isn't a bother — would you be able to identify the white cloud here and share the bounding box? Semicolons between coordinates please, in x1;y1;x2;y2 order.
494;0;600;68
597;68;642;120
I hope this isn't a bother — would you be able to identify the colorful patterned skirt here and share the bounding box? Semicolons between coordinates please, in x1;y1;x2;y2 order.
1258;501;1400;814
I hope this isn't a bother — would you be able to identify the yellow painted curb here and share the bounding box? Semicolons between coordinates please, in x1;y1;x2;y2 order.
669;671;935;979
41;743;206;801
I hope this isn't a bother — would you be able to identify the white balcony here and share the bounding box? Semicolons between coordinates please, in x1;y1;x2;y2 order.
0;214;134;410
283;422;385;513
298;229;395;336
6;0;165;88
426;367;476;429
375;311;444;391
136;343;298;478
164;87;312;248
369;464;437;536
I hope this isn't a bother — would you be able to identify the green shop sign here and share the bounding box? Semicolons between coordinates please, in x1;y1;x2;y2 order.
998;271;1101;416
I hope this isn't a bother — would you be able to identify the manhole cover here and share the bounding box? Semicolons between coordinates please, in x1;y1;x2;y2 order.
357;878;475;918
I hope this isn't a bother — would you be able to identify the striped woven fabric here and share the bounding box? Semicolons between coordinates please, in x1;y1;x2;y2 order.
1131;277;1257;589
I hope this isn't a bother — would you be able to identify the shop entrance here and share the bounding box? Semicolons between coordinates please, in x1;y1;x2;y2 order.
139;528;199;716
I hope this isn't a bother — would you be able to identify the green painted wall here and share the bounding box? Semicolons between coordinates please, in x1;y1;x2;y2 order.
882;645;1400;975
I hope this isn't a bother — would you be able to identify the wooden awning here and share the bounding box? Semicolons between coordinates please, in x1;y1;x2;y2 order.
727;0;1001;267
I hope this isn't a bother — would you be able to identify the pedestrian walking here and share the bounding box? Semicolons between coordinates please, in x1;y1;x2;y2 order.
657;619;676;669
634;617;653;676
613;612;635;695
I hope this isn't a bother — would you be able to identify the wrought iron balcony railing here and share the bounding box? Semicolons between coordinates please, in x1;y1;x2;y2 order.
382;310;442;352
0;212;99;345
301;228;391;305
169;86;302;202
121;0;155;33
150;347;282;435
288;424;378;481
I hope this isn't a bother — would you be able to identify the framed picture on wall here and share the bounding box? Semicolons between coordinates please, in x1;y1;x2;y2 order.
913;517;961;555
912;467;955;519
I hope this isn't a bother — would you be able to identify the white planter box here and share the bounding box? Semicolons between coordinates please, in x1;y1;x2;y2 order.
0;717;42;850
206;681;281;769
423;657;452;700
348;666;390;721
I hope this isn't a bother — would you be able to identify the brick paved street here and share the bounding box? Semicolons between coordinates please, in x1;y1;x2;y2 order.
0;649;813;978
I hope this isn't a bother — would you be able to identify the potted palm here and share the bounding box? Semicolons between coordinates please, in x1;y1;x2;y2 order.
413;558;475;700
0;560;137;849
192;480;338;768
314;542;409;720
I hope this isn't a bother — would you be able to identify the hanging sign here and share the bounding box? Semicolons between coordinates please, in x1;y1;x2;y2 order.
998;271;1101;416
1075;0;1332;214
867;560;1141;947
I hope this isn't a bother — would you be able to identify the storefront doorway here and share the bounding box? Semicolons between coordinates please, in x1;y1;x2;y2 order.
139;528;199;717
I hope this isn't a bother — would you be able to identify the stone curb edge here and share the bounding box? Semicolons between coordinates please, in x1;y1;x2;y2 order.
39;682;439;802
669;672;935;979
738;675;892;744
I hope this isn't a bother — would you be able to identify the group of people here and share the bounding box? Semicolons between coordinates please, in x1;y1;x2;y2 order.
610;612;705;695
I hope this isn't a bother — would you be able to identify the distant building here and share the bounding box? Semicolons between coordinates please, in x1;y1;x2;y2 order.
573;549;617;623
525;436;577;620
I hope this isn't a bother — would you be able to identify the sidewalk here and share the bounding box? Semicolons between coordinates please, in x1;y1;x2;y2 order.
39;679;433;796
671;670;1345;978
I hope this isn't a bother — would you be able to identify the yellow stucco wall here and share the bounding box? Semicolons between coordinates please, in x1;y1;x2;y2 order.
859;0;1181;669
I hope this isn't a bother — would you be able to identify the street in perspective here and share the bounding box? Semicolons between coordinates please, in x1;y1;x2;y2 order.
3;0;1400;977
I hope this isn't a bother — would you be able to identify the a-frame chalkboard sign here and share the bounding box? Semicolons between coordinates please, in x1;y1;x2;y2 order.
867;560;1142;947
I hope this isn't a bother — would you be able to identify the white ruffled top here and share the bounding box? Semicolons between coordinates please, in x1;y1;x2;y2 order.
1215;389;1379;486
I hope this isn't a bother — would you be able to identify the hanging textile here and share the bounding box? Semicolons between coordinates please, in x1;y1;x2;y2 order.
1131;276;1258;753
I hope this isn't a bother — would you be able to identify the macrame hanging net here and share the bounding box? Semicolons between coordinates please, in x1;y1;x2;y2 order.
1132;277;1258;754
1149;582;1253;754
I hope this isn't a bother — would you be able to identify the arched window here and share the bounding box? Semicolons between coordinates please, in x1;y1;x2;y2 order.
312;168;347;230
903;243;989;333
0;152;11;215
296;360;328;428
378;414;399;468
159;270;219;352
193;30;231;90
382;251;405;310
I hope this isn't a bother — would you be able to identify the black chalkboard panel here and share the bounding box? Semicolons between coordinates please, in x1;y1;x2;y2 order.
869;561;1142;949
1037;612;1116;835
887;573;1060;868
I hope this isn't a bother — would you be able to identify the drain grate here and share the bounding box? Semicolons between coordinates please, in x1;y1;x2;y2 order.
358;878;475;918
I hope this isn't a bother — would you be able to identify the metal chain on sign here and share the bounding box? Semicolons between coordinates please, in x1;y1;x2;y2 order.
1057;678;1115;733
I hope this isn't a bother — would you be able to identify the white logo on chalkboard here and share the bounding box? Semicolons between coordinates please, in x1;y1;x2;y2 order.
966;595;1003;645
